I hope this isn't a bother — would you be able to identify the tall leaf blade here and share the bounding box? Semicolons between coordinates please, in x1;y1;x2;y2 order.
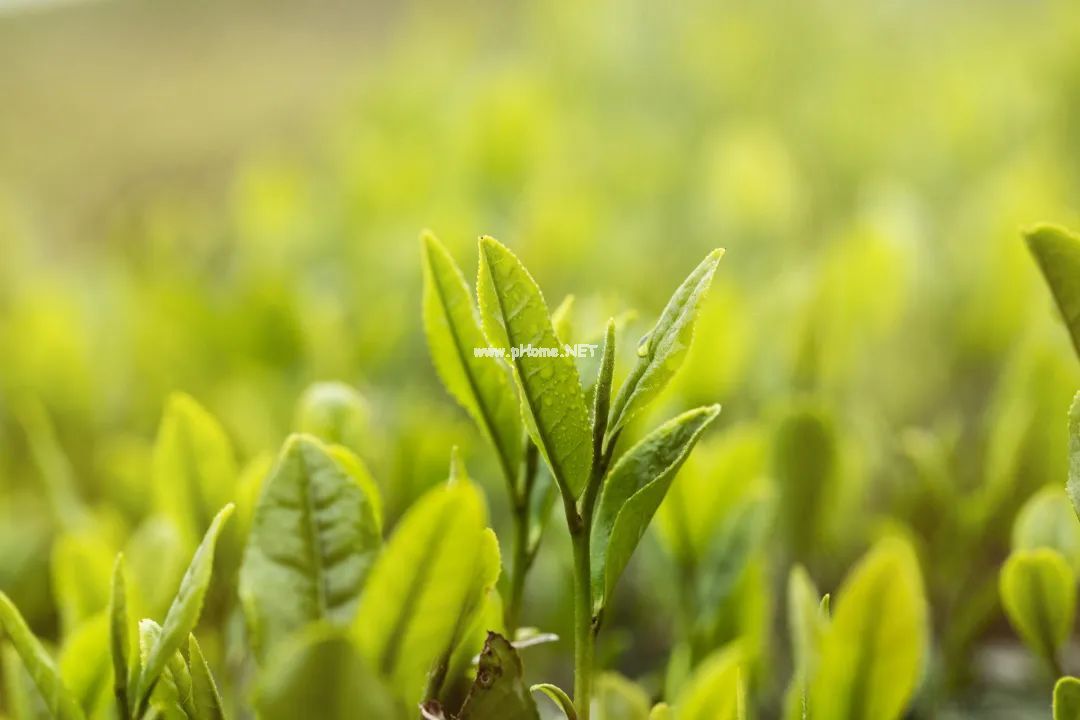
477;236;592;498
188;635;227;720
458;633;540;720
1025;224;1080;360
137;503;234;712
422;232;523;480
810;536;928;720
353;480;495;705
608;250;723;436
0;592;86;720
239;434;381;661
591;405;721;610
109;555;131;720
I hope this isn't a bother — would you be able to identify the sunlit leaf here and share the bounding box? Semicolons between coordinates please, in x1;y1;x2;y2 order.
422;231;523;481
109;555;131;720
675;643;743;720
1012;486;1080;570
1000;548;1076;672
607;249;723;436
592;405;721;610
51;531;113;636
1025;224;1080;359
240;435;381;661
477;235;592;498
58;613;110;718
458;632;540;720
810;536;928;720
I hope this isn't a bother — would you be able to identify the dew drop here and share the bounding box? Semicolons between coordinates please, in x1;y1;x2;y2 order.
636;331;652;357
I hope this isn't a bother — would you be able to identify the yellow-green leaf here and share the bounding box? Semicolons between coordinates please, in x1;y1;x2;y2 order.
1000;548;1076;671
51;531;113;637
422;231;523;481
608;249;723;436
1055;676;1080;720
675;643;743;720
109;555;131;720
1069;392;1080;520
1012;486;1080;570
810;536;928;720
295;381;372;453
773;404;836;559
59;613;110;719
594;673;650;720
239;435;381;661
1025;224;1080;360
477;235;592;498
592;405;721;610
0;592;86;720
189;634;227;720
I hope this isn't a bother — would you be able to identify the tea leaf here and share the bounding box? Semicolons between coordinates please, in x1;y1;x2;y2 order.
295;381;372;452
152;393;238;548
51;531;113;636
591;319;617;456
354;480;495;705
458;632;540;720
137;503;234;712
810;536;928;720
109;555;131;720
531;683;577;720
138;620;192;720
648;704;674;720
785;565;825;720
240;434;382;661
0;592;86;720
1025;224;1080;360
3;642;54;720
1012;486;1080;570
773;404;836;559
1000;548;1076;671
591;405;721;610
608;249;723;436
422;231;523;481
1054;677;1080;720
189;634;227;720
594;673;650;720
59;613;110;718
477;235;592;498
257;624;399;720
14;397;86;529
675;643;743;720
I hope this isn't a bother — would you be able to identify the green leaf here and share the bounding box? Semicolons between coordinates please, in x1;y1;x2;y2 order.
810;536;928;720
422;231;523;482
59;613;111;718
477;235;592;498
785;565;825;720
607;249;723;436
594;673;650;720
531;683;577;720
124;518;187;621
1055;677;1080;720
1068;392;1080;520
773;404;837;559
189;634;227;720
591;405;721;611
648;704;674;720
1025;224;1080;360
458;632;540;720
137;621;189;720
14;396;86;530
354;480;495;705
109;555;131;720
50;531;113;636
295;381;372;452
591;319;617;457
675;643;743;720
0;592;86;720
152;392;238;548
3;643;54;720
239;434;382;661
137;503;234;713
257;624;399;720
1013;486;1080;570
1000;548;1076;671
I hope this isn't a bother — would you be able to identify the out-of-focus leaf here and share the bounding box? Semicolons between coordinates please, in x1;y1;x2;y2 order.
354;480;493;705
240;435;381;661
256;624;399;720
1025;224;1080;359
531;683;576;720
0;592;86;720
1000;548;1076;671
773;405;836;558
109;555;131;720
648;704;674;720
3;643;53;720
674;643;743;720
189;634;227;720
551;294;575;343
14;397;86;529
51;531;113;636
152;393;238;548
592;405;721;611
1012;486;1080;570
422;232;523;481
784;565;826;720
137;504;234;713
810;536;928;720
124;518;187;621
1055;676;1080;720
594;673;650;720
1069;392;1080;520
458;632;540;720
477;235;592;498
294;381;372;453
607;249;723;436
58;613;110;718
695;495;772;617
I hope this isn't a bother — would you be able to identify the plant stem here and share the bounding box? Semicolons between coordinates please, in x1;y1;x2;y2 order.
571;527;595;720
505;441;539;633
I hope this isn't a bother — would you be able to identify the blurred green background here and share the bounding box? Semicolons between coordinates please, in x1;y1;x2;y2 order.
3;0;1080;716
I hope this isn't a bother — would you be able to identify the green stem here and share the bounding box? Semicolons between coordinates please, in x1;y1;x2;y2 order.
571;527;595;720
505;441;539;634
